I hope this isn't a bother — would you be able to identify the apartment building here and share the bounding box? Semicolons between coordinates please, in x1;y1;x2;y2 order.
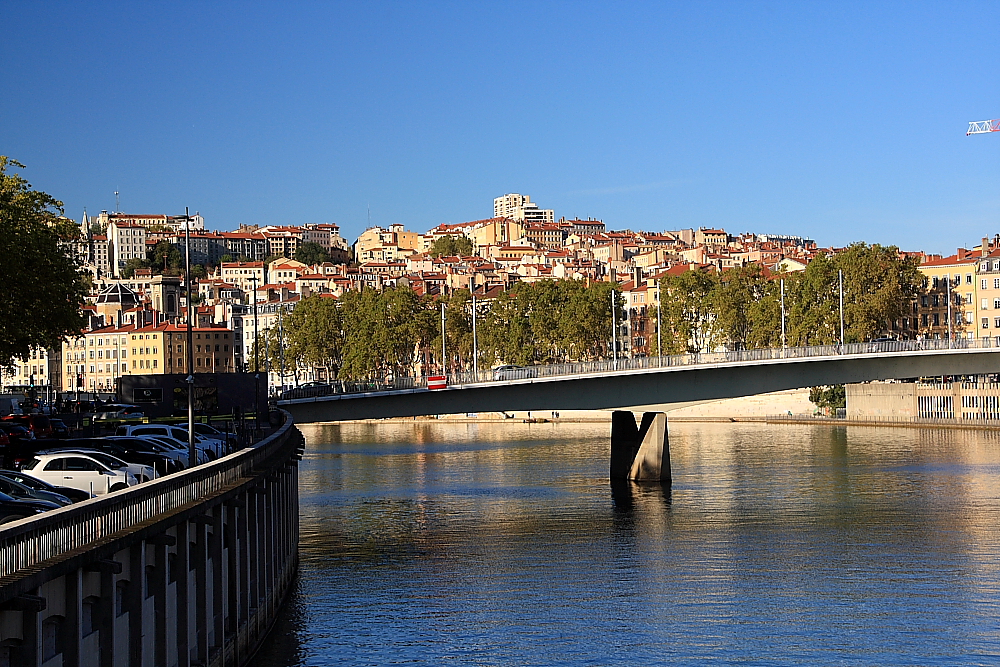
130;324;236;375
107;221;147;277
493;193;555;225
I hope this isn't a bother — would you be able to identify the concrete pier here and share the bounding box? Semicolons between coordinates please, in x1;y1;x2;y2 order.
610;411;671;484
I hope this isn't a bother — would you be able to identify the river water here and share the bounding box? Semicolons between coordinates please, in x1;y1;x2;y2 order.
255;420;1000;666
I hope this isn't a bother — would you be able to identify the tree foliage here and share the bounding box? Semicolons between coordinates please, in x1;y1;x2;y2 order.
428;235;473;257
0;157;88;367
656;243;922;353
294;242;331;265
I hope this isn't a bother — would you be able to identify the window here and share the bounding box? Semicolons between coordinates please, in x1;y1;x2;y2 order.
983;279;989;290
921;296;928;307
933;313;940;326
983;299;990;310
994;317;1000;329
967;274;973;284
995;278;999;289
922;314;929;326
983;317;990;329
932;277;939;288
66;457;100;471
932;295;939;307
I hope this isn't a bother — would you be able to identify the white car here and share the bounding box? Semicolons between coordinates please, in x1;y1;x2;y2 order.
135;435;209;466
21;453;138;495
38;448;157;483
116;424;223;458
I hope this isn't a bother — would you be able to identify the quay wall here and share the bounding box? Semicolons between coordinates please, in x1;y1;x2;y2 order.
0;412;303;667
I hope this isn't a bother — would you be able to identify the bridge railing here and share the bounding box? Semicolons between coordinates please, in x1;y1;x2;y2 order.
0;412;297;580
279;337;996;400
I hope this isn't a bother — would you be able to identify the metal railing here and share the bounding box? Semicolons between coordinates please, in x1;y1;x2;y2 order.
0;412;297;580
279;337;998;401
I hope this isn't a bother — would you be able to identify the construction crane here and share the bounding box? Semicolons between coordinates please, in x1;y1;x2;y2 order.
968;119;1000;135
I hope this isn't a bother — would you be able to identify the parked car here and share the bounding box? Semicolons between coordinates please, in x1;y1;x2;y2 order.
65;437;178;476
2;414;53;438
0;423;36;443
94;404;145;421
191;423;238;451
0;474;72;506
37;447;157;483
116;424;223;459
0;469;94;503
0;491;61;523
492;365;539;381
21;453;138;495
49;419;71;438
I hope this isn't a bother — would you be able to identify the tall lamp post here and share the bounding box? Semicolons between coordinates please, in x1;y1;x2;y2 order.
471;293;478;380
183;207;196;468
839;269;845;349
780;278;786;349
946;275;953;346
248;274;260;435
440;302;447;376
611;289;618;370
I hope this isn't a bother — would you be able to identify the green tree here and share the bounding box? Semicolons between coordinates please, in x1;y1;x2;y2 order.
148;240;183;273
786;253;841;346
833;243;921;342
283;294;344;375
660;269;718;353
809;385;846;411
428;235;473;257
0;157;89;368
340;286;434;380
219;254;233;264
711;264;776;350
294;242;331;265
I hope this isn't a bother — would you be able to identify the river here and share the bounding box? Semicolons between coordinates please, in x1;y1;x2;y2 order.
255;420;1000;666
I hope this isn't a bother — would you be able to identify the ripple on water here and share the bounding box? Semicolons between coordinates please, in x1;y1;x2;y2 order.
254;422;1000;667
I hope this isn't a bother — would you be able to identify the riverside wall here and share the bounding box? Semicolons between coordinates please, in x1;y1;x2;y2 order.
0;412;303;667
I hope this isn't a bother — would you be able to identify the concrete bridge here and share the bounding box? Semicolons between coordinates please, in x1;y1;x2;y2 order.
280;339;1000;423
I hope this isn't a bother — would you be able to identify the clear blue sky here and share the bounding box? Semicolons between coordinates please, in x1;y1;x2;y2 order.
2;1;998;254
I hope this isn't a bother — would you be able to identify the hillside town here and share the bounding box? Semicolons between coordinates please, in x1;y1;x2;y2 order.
2;191;994;401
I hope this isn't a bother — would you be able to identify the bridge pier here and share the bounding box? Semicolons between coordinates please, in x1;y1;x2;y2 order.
610;411;671;484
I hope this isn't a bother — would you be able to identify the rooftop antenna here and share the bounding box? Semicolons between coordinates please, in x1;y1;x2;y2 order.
367;202;371;228
114;190;121;213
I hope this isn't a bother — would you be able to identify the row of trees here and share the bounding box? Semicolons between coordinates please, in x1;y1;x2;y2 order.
256;243;921;381
659;243;922;353
255;280;618;381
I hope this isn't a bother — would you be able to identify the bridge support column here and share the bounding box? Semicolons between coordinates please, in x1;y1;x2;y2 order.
610;411;671;484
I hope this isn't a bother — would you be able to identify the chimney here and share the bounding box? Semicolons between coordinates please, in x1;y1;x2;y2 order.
958;248;967;260
983;237;990;257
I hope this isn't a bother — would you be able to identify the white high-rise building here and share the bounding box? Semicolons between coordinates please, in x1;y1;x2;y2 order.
493;193;555;225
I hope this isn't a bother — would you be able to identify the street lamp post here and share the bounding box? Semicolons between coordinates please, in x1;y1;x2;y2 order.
947;275;953;346
440;302;447;376
183;207;196;469
656;283;662;365
611;290;618;370
471;294;478;380
248;274;260;435
839;269;845;348
780;278;786;349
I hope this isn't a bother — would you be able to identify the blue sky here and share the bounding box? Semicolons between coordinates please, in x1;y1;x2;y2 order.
2;1;998;254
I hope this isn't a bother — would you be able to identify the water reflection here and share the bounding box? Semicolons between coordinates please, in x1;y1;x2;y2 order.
255;421;1000;666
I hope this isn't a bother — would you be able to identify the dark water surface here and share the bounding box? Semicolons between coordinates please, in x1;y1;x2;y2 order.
256;421;1000;666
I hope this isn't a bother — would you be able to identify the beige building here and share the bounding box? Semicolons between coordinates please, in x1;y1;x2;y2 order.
493;193;554;225
353;224;421;259
220;261;266;292
107;221;148;277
